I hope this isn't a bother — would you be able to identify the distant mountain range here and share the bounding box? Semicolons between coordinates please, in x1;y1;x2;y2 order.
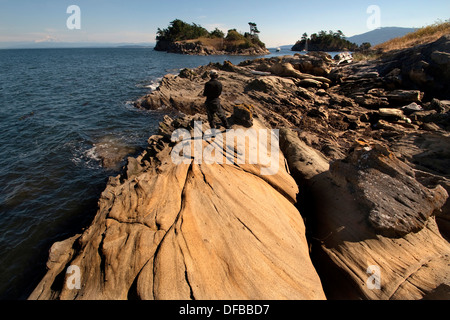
346;27;417;46
274;27;417;51
0;42;155;49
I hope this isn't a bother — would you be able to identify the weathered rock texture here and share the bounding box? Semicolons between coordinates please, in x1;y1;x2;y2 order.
307;143;449;300
31;36;450;300
29;116;325;300
279;128;450;299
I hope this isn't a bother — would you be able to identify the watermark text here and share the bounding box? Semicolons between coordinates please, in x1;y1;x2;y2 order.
366;265;381;290
367;5;381;30
66;5;81;30
171;121;280;176
66;265;81;290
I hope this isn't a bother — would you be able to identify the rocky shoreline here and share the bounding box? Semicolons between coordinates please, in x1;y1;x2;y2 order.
154;39;270;56
29;36;450;300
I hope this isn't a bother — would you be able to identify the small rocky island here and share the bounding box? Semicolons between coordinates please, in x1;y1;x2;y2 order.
29;34;450;300
291;30;362;52
154;19;270;56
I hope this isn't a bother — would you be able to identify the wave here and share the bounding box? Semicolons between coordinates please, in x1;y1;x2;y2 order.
69;141;102;170
136;77;163;92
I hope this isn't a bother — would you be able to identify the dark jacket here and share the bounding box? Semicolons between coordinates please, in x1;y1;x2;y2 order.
203;79;222;101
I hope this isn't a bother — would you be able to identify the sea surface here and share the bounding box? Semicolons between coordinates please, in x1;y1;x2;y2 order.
0;46;299;299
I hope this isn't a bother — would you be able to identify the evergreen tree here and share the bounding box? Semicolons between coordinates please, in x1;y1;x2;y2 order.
292;29;358;52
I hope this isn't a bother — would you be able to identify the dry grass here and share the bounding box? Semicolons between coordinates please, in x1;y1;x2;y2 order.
374;21;450;52
182;37;246;51
352;51;382;62
184;37;224;48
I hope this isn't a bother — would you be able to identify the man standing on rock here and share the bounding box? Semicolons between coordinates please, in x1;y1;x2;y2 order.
203;70;230;130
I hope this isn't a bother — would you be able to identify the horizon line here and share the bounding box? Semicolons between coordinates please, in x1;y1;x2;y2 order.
0;26;418;50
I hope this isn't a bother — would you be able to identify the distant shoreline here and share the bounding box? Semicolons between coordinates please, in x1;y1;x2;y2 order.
0;43;156;50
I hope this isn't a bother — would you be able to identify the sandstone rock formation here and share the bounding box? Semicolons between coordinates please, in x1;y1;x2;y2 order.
279;129;450;299
309;143;448;299
29;116;326;300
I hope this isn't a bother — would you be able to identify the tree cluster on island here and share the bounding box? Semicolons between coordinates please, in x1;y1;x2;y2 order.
155;19;267;52
292;30;371;52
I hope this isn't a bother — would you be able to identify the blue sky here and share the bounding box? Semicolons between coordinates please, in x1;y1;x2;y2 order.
0;0;448;47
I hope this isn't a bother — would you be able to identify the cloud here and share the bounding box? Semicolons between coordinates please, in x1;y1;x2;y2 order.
35;35;59;43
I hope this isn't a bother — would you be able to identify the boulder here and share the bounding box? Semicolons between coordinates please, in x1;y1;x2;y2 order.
353;94;389;109
389;132;450;239
179;68;197;80
409;110;438;122
232;104;254;127
279;128;329;185
269;62;332;84
378;108;405;119
309;143;450;299
333;144;447;236
386;90;424;104
431;51;450;67
307;51;333;62
401;102;423;114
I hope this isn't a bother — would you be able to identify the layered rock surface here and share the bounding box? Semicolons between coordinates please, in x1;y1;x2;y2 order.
29;116;325;300
291;139;449;299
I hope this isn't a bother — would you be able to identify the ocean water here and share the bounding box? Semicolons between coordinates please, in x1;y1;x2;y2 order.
0;46;293;299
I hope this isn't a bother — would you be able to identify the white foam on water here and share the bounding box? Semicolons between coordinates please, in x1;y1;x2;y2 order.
69;141;102;170
145;83;158;91
136;77;163;92
84;146;101;162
